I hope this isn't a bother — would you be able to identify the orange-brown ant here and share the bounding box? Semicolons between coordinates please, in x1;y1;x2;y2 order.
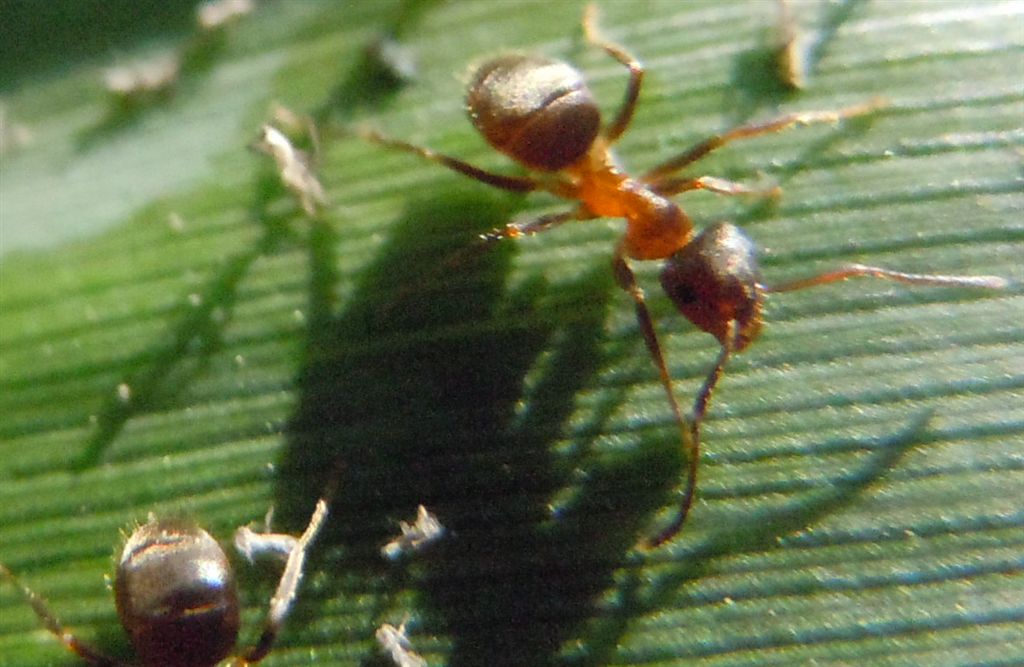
360;6;1007;547
0;498;328;666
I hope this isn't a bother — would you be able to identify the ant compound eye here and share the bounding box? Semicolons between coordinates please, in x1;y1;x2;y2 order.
467;54;601;171
661;222;765;351
116;519;240;667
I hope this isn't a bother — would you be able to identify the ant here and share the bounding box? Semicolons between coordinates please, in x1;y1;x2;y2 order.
0;498;328;666
360;6;1007;547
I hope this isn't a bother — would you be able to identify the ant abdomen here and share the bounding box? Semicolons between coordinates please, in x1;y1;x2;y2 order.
116;519;240;667
467;54;600;171
660;222;765;352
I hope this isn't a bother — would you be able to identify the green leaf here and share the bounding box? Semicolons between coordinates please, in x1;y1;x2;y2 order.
1;1;1021;665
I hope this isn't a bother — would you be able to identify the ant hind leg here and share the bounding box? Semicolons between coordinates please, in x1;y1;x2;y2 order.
610;252;704;548
643;320;737;549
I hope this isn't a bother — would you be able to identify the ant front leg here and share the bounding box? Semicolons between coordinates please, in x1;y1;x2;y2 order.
0;563;128;667
358;128;540;193
583;4;644;143
641;99;885;187
382;206;589;313
481;206;591;242
611;249;700;548
235;498;329;665
650;175;782;199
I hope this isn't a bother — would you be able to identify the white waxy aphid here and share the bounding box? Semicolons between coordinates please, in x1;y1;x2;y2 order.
197;0;254;31
254;124;327;216
104;56;180;97
0;103;34;155
381;505;445;561
234;500;329;627
376;621;427;667
235;521;297;563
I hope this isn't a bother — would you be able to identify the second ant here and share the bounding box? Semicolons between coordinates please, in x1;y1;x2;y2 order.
360;6;1007;547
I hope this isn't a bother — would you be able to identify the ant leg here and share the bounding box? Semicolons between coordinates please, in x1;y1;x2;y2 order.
766;264;1008;293
359;128;540;193
651;175;782;199
611;250;699;548
644;320;738;548
376;207;588;319
239;498;329;665
0;563;128;667
641;98;885;184
481;207;590;242
583;4;644;143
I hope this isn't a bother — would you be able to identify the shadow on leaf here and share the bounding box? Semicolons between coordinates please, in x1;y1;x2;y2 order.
276;185;680;665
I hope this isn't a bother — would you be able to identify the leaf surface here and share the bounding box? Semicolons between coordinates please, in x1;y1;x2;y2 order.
1;1;1022;665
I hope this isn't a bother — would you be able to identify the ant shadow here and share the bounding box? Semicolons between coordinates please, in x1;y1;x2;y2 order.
577;411;934;665
272;180;933;666
273;186;680;666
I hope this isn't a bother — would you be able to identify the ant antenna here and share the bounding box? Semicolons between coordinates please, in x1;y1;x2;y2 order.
0;562;129;666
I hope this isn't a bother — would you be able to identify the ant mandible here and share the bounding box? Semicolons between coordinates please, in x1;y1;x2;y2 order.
0;498;328;666
361;5;1007;547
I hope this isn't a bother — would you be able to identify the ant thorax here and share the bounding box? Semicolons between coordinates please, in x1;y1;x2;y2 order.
562;145;693;261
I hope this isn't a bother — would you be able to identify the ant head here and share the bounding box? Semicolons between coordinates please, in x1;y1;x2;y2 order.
660;222;765;352
115;518;240;667
466;54;601;171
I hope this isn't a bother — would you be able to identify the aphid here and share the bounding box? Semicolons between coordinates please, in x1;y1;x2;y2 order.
196;0;254;32
267;103;318;142
235;506;297;562
361;6;1006;547
104;56;180;102
380;505;445;561
376;620;427;667
775;0;806;90
366;35;418;86
253;122;327;217
0;102;34;156
0;498;328;666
